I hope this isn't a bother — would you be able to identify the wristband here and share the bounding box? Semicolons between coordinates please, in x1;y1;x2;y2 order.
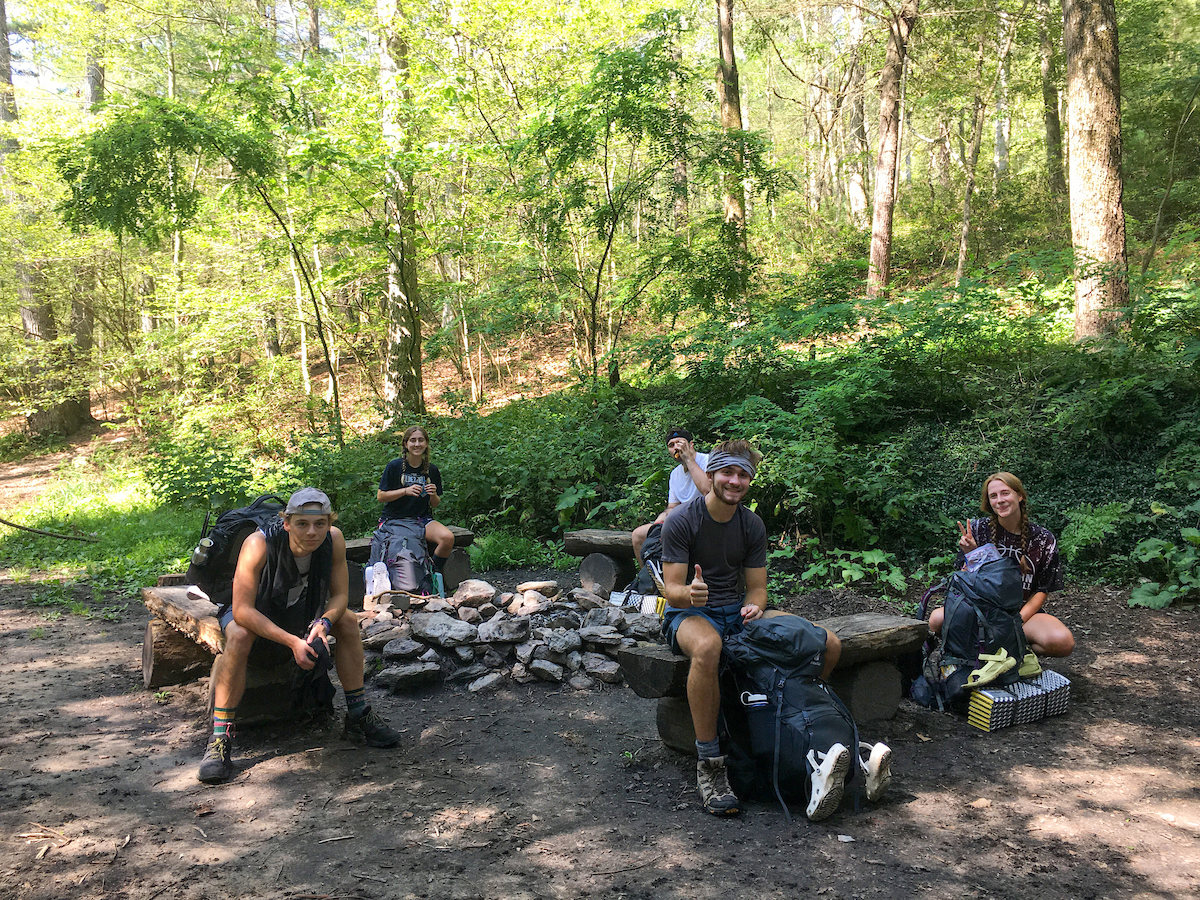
313;616;333;635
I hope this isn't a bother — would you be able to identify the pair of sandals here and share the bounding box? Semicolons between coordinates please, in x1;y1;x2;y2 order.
964;648;1043;690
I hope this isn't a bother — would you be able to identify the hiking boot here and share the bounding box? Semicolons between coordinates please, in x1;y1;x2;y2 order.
345;706;402;748
696;756;741;817
858;741;893;803
197;735;234;784
806;743;851;822
1018;651;1042;678
965;648;1016;689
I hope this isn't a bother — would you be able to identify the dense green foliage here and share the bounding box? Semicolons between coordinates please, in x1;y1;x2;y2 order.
1;1;1199;608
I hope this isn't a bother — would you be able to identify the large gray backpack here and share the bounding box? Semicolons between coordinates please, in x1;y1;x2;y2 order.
369;518;432;593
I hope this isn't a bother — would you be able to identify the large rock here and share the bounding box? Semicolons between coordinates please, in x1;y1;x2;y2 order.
478;615;531;644
545;628;582;655
452;579;498;608
622;614;662;641
468;672;505;693
583;652;623;684
569;588;607;610
382;638;426;662
584;607;624;629
516;580;560;597
529;658;564;683
376;661;443;692
458;606;483;625
410;612;479;648
578;625;623;647
510;591;551;617
362;623;409;650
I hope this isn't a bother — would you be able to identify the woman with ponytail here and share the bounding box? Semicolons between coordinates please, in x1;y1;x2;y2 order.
931;472;1074;658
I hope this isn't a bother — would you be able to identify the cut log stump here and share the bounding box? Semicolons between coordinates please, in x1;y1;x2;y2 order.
206;653;297;724
578;552;636;596
656;696;697;756
143;619;215;689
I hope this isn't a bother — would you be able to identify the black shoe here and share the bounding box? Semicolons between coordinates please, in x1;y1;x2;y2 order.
198;735;234;784
344;706;401;748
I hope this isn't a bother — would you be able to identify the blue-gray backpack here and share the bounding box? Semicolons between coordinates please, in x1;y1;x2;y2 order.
719;616;859;823
369;518;433;594
912;555;1028;710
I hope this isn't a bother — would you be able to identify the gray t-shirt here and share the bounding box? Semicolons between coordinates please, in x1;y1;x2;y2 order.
660;497;767;608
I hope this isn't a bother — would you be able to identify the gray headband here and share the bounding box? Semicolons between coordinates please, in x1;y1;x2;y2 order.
705;451;757;478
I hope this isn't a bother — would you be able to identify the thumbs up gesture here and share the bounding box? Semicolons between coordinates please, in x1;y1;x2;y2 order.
689;564;709;608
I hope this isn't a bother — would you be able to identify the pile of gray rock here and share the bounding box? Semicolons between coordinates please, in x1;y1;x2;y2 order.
357;579;662;694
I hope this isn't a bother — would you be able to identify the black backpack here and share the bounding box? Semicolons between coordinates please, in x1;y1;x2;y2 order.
719;616;859;823
913;555;1028;710
184;494;287;610
625;522;665;597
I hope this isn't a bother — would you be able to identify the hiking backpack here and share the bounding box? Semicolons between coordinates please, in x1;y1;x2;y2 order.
912;554;1028;710
719;616;859;822
184;494;287;610
629;522;665;595
369;518;433;594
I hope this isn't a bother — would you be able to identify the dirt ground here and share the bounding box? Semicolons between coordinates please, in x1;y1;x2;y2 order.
2;449;1200;900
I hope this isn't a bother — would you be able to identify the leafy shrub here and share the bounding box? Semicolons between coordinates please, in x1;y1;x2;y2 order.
145;432;255;508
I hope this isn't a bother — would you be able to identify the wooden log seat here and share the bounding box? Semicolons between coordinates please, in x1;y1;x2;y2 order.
617;612;929;754
344;525;475;592
141;583;306;723
563;529;638;595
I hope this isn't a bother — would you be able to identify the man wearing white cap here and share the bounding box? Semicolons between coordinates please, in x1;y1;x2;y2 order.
198;488;400;784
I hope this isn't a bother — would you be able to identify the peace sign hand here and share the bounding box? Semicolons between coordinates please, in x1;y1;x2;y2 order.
957;521;978;553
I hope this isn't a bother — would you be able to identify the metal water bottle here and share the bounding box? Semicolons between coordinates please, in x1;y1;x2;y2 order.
191;537;215;566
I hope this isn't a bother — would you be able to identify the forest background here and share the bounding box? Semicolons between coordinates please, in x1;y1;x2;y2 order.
0;0;1197;611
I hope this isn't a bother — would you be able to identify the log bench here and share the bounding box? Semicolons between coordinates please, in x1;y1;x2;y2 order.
563;528;637;595
345;524;475;592
141;580;307;724
616;612;929;755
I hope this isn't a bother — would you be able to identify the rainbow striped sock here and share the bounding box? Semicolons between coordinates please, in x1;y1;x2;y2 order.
212;706;236;739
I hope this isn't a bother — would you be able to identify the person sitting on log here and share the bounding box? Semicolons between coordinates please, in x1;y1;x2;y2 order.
631;428;712;564
198;488;401;785
660;441;891;818
374;425;455;587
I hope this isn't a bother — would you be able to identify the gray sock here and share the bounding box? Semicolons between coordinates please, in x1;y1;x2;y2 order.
696;739;721;760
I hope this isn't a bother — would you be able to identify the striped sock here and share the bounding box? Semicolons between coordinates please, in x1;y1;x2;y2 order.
345;686;367;718
213;707;236;739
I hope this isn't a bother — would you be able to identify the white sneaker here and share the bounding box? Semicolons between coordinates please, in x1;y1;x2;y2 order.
805;742;851;821
858;741;893;802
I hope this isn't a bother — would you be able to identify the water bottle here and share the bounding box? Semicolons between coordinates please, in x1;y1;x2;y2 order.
191;537;215;566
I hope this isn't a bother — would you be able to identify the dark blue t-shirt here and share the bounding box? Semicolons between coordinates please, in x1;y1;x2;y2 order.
661;497;767;608
379;459;443;520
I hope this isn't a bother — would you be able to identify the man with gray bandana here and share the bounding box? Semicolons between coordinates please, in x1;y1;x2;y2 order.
660;441;888;818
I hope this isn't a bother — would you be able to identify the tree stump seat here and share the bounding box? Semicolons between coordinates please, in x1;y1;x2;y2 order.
141;581;299;724
563;529;637;596
616;612;929;754
344;525;474;591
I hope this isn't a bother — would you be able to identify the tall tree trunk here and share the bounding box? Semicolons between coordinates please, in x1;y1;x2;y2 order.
993;9;1012;187
715;0;746;237
867;0;919;299
307;0;320;57
957;32;988;285
1063;0;1128;339
1038;0;1067;196
669;30;689;232
845;2;871;229
378;0;425;415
